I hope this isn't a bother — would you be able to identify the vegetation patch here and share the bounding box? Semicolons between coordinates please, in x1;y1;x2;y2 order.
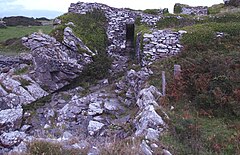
27;140;88;155
143;9;159;15
14;66;29;75
0;26;53;42
208;3;225;14
157;16;195;29
50;10;107;53
150;14;240;154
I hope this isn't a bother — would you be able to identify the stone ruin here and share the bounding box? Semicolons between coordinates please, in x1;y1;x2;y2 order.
174;3;208;16
69;2;186;71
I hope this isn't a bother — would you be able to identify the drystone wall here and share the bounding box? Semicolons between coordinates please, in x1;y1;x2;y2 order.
141;30;187;66
68;2;186;71
175;3;208;16
69;2;162;73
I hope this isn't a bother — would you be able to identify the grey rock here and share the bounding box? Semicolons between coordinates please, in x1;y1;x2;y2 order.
88;101;104;115
145;128;160;141
62;131;73;140
163;149;172;155
0;108;23;133
140;140;152;155
136;86;162;109
88;120;105;136
104;98;121;111
20;125;31;132
0;131;27;147
11;141;28;153
63;27;94;57
135;105;165;136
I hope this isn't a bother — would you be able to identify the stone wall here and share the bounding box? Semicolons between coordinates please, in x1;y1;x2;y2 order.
141;30;187;66
68;2;162;73
175;3;208;16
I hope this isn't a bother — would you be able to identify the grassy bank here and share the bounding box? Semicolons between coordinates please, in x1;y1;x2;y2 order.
150;11;240;154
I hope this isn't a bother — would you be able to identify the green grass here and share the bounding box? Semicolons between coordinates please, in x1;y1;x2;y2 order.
208;3;225;14
161;101;240;155
0;26;53;42
0;25;53;55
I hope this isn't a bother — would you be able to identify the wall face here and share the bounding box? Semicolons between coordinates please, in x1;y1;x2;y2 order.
181;7;208;15
142;30;186;66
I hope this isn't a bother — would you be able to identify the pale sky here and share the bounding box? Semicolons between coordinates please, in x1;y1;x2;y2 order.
0;0;224;18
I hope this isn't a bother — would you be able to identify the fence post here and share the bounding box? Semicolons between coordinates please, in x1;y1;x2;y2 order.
174;64;181;79
136;32;142;65
162;71;166;96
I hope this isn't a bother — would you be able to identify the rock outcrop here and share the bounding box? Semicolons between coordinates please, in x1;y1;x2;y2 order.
22;32;93;91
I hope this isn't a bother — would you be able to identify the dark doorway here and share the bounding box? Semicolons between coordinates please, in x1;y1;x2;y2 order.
126;23;135;49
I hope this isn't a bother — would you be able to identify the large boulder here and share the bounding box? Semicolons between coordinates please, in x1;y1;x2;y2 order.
0;73;48;108
22;33;93;91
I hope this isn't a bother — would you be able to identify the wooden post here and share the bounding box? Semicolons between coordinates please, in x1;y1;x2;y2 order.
162;71;166;96
174;64;181;79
